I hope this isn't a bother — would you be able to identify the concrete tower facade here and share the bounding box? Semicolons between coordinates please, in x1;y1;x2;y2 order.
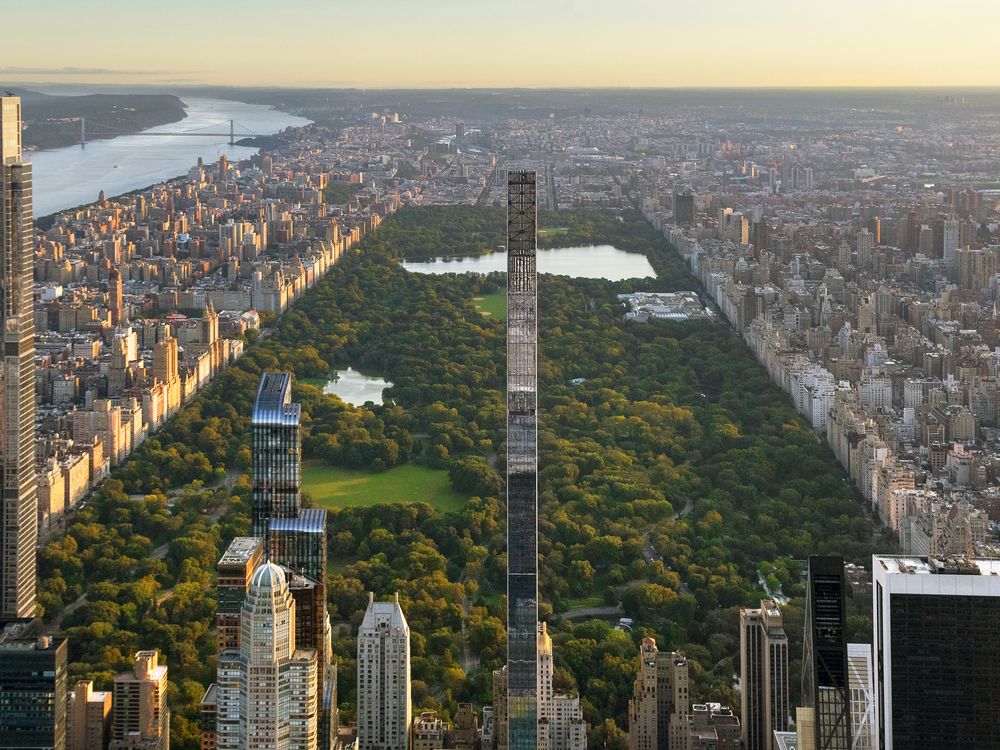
506;169;539;750
357;593;411;750
0;95;38;622
739;600;789;750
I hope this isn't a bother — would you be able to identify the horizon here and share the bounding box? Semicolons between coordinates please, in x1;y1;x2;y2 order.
5;0;1000;88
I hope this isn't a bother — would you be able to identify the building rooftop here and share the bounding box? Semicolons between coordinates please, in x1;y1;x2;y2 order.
218;536;262;567
253;372;300;426
874;555;1000;576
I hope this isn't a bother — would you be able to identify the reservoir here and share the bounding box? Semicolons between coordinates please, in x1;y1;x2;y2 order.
29;97;311;217
324;368;393;406
400;245;656;281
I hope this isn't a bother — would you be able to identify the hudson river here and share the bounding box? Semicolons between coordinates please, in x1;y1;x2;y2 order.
29;97;311;217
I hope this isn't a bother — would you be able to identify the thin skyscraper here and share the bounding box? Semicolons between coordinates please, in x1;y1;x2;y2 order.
506;169;539;750
251;372;302;542
0;96;38;622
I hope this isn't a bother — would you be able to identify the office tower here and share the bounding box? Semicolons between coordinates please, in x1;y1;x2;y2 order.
108;268;123;326
110;651;170;750
216;562;318;750
804;167;814;190
0;636;68;749
506;169;539;750
873;555;1000;750
846;644;875;750
537;623;586;750
252;372;302;541
801;556;850;750
0;96;38;622
357;592;411;750
215;536;264;652
856;229;873;273
68;680;112;750
627;638;690;750
269;508;328;583
739;599;789;750
673;191;695;225
942;218;959;266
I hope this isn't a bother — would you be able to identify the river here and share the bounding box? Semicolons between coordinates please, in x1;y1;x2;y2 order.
28;97;312;217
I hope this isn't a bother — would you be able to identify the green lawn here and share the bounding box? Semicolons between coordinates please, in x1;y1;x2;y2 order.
538;226;569;237
472;290;506;319
301;461;467;511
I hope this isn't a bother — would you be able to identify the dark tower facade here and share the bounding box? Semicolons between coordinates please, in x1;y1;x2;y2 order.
0;96;38;622
251;372;301;542
802;556;851;750
506;170;538;750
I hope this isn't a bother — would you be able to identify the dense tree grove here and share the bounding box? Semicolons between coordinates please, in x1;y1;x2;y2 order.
37;206;883;748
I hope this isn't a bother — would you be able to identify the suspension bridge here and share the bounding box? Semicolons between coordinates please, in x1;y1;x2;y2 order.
79;118;260;147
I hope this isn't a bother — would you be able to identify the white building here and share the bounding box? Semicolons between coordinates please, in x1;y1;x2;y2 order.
538;623;587;750
847;643;876;750
357;593;411;750
216;562;319;750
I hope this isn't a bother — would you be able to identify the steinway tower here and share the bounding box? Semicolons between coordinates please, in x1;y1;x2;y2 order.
506;170;539;750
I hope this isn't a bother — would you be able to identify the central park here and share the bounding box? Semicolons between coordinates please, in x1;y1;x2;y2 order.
36;206;886;749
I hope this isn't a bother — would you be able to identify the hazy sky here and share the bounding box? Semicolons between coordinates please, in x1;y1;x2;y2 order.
4;0;1000;88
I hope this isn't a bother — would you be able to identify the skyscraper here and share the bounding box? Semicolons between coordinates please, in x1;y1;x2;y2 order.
537;623;586;750
214;536;264;652
357;592;411;750
801;556;850;750
67;680;113;750
506;169;539;750
0;95;38;622
627;638;690;750
111;651;170;750
216;562;319;750
846;643;875;750
252;372;302;541
0;636;68;750
872;555;1000;750
739;599;789;750
108;268;123;327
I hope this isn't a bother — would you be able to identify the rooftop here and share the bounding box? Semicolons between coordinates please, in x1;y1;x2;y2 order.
218;536;262;567
874;555;1000;576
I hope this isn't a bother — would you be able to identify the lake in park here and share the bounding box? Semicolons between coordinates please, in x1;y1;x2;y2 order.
323;368;393;406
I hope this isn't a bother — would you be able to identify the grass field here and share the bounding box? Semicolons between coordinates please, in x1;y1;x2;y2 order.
301;461;467;511
538;226;569;237
472;290;506;319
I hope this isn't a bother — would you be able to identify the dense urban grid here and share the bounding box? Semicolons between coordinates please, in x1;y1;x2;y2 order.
1;87;1000;750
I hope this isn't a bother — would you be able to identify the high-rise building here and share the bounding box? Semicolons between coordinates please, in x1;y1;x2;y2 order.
872;555;1000;749
506;170;539;750
627;638;690;750
110;650;170;750
739;599;789;750
846;644;875;750
357;593;411;750
856;230;873;273
943;219;960;266
689;703;740;750
252;372;302;541
214;536;264;652
537;623;586;750
108;268;123;327
216;562;318;750
67;679;112;750
0;95;39;622
0;636;68;749
673;191;695;225
801;556;850;750
269;508;328;584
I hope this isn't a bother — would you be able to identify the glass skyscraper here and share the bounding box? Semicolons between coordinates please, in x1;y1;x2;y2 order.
251;372;301;542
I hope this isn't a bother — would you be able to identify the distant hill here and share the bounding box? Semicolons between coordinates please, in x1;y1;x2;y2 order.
2;88;187;150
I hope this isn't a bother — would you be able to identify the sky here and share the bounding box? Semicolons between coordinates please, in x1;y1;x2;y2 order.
4;0;1000;89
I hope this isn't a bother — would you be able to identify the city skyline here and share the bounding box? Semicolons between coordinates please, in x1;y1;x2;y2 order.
4;0;1000;88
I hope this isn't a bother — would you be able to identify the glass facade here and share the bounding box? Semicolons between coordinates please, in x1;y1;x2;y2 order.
506;170;538;750
251;373;301;542
887;593;1000;749
269;509;327;584
0;637;68;749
